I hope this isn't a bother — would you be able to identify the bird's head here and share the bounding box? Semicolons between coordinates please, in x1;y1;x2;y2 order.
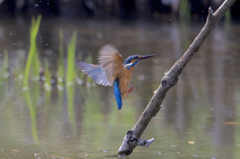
123;54;156;69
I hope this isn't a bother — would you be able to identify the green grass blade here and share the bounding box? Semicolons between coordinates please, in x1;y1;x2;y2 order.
66;31;77;86
3;49;9;78
0;48;2;80
67;85;77;135
32;49;41;79
24;90;39;144
179;0;191;21
23;15;42;87
58;29;64;81
3;49;8;72
57;29;65;91
76;52;84;85
44;58;51;91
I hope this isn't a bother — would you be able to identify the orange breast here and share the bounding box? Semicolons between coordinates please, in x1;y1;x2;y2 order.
117;67;134;95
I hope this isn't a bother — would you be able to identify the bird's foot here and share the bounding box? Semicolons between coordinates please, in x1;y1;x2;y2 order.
125;86;133;97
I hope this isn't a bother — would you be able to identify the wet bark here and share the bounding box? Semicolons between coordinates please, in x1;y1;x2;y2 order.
118;0;237;156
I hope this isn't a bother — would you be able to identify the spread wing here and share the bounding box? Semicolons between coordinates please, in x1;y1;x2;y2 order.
98;44;124;86
76;61;111;86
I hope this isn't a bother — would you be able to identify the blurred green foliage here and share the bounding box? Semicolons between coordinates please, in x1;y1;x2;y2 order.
66;31;77;86
23;15;42;88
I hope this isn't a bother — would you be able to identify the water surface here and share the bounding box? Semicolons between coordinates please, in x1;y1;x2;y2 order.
0;17;240;159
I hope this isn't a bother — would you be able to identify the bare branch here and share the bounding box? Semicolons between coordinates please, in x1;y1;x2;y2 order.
118;0;237;156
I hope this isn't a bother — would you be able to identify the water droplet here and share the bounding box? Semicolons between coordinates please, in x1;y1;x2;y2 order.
57;85;63;91
67;82;73;86
58;77;63;83
22;87;29;91
44;83;51;91
76;78;83;85
87;82;91;87
3;72;9;78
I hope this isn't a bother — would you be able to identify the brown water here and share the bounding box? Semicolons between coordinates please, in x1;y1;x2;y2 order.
0;16;240;159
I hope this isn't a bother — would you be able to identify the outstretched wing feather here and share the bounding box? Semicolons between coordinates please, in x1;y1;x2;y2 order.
76;61;111;86
98;45;123;86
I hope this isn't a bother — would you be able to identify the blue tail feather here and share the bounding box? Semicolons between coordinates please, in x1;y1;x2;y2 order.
114;79;122;110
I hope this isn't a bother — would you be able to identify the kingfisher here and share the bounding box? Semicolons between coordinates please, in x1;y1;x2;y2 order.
76;44;156;110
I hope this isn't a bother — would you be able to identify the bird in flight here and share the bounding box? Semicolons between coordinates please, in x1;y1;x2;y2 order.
76;44;156;110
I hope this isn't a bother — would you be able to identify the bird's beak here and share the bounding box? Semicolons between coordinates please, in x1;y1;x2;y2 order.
138;54;156;60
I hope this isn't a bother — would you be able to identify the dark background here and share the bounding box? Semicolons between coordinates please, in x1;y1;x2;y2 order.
0;0;240;21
